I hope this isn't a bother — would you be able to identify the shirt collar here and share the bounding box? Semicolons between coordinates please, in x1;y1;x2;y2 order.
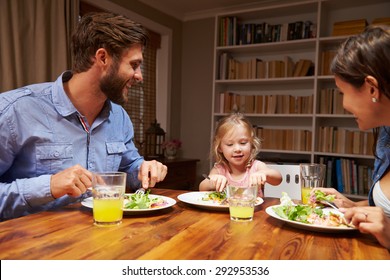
52;71;112;118
52;71;78;117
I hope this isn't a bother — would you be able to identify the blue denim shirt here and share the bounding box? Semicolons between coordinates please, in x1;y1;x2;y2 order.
369;127;390;206
0;71;144;220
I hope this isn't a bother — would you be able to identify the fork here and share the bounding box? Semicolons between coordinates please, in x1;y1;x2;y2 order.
319;200;354;227
135;188;145;195
319;200;338;211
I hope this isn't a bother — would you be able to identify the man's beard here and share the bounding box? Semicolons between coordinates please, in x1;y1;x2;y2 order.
99;63;129;105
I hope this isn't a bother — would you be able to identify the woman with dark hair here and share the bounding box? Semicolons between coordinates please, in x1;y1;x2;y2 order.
317;25;390;249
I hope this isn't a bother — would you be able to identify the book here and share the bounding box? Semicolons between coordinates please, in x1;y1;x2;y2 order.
332;19;368;36
284;56;294;77
335;158;344;193
293;59;304;77
372;17;390;26
299;59;312;76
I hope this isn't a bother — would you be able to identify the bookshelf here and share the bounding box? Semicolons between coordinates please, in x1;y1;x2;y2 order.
211;0;390;199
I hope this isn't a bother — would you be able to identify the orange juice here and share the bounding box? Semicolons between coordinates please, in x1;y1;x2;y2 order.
93;198;124;226
229;206;254;221
301;187;312;204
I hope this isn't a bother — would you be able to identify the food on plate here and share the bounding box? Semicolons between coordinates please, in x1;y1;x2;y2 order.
124;191;168;209
308;189;336;205
201;191;228;204
272;192;353;228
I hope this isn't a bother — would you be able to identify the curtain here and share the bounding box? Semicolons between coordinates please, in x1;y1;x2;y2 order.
0;0;79;92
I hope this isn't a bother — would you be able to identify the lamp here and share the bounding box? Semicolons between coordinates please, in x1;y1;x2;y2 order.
145;120;165;159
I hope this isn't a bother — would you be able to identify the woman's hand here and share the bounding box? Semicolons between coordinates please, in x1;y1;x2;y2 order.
342;206;390;249
313;187;357;208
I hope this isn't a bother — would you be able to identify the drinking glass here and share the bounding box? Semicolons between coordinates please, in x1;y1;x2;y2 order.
227;184;258;222
92;172;127;227
300;163;325;204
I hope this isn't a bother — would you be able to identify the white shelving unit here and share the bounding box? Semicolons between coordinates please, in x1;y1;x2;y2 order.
211;0;390;199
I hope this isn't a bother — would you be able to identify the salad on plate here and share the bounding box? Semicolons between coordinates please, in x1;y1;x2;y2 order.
272;191;353;228
201;191;227;205
124;191;168;209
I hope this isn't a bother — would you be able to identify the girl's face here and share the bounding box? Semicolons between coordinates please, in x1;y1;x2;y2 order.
219;124;251;168
335;76;379;131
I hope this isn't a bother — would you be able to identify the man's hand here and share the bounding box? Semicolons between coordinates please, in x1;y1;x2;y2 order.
50;164;93;198
138;160;168;189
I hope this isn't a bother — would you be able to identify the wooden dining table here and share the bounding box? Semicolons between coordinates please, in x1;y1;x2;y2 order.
0;188;389;260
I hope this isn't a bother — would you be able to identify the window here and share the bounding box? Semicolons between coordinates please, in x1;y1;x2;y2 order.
122;45;157;155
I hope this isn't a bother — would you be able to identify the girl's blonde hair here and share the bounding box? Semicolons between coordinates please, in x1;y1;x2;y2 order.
211;113;261;172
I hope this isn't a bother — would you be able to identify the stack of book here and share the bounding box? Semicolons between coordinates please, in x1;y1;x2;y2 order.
292;59;314;77
217;92;313;114
256;127;312;152
319;156;373;196
318;88;351;115
317;126;374;155
372;17;390;26
332;19;368;36
320;50;337;75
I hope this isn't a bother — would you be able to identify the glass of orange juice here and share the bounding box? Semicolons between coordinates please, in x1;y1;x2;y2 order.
227;184;258;222
300;163;325;204
92;172;126;227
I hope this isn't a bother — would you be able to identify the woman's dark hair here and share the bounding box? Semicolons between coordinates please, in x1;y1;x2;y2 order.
331;25;390;157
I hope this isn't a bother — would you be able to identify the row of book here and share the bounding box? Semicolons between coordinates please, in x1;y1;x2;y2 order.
219;16;316;46
220;17;389;47
320;49;337;76
318;126;374;156
332;19;368;37
218;92;313;114
318;88;351;115
332;17;390;37
319;156;373;196
322;18;390;75
255;127;312;152
219;53;314;80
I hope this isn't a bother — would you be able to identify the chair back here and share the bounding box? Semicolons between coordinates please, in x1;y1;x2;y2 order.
264;164;301;200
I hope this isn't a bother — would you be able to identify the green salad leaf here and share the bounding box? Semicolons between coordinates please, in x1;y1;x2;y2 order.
202;191;226;203
313;189;335;203
124;190;159;209
273;192;324;224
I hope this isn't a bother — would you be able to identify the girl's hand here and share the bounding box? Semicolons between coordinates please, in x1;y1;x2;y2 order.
249;172;267;187
208;174;228;192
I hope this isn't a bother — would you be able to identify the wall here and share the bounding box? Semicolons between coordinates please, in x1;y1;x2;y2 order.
107;0;183;140
91;0;219;188
108;0;215;187
181;18;215;185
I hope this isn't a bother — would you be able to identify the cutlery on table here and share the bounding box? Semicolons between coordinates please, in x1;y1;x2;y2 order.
319;200;338;211
135;188;145;195
319;200;354;228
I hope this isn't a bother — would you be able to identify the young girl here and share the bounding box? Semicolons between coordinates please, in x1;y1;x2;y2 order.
199;113;282;197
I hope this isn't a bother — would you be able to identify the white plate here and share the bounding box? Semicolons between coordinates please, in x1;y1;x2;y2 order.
177;191;264;211
265;205;357;233
81;194;176;215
